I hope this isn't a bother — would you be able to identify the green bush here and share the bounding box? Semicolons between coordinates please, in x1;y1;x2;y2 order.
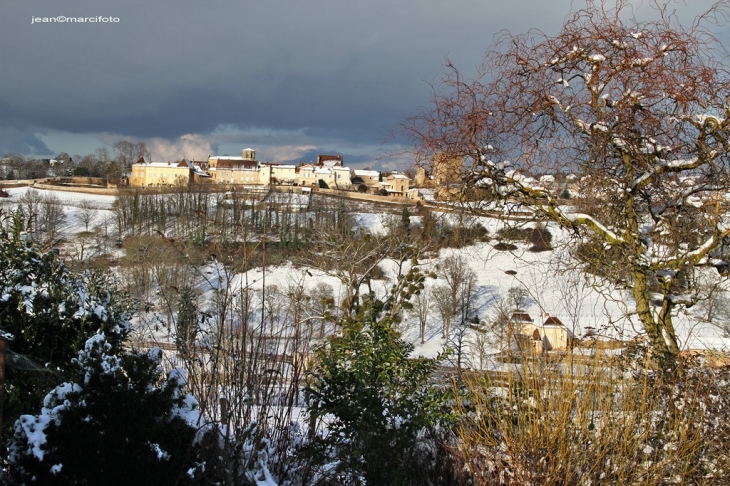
302;302;453;485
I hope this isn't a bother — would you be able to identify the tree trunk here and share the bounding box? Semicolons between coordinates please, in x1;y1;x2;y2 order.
632;268;679;369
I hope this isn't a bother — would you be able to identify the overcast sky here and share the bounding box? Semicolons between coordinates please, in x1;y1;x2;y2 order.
1;1;724;169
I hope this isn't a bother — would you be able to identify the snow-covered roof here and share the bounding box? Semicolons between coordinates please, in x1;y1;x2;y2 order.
133;160;187;168
354;169;380;177
215;165;260;171
307;165;350;174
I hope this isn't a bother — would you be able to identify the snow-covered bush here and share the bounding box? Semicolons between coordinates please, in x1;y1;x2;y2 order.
9;335;201;485
0;208;132;444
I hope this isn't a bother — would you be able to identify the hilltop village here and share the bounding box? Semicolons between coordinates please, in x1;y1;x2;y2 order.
1;147;581;206
127;148;419;199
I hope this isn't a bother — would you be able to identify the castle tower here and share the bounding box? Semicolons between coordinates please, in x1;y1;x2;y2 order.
433;153;463;185
242;148;256;161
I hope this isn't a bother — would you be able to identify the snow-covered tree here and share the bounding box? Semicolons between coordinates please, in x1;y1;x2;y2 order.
9;335;201;485
403;0;730;367
0;209;132;441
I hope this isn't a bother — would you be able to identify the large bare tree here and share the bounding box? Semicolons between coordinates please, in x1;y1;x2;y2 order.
76;199;98;233
402;0;730;366
114;140;150;171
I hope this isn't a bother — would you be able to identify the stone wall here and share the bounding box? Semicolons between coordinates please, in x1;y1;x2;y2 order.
32;183;119;196
315;187;417;204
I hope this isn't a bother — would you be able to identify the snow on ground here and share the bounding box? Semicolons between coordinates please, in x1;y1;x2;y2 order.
1;186;117;237
351;212;391;235
405;235;638;361
3;185;730;363
2;185;117;209
188;226;730;365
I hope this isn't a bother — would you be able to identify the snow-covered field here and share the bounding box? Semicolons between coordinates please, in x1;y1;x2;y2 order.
3;185;729;363
1;185;117;235
1;185;117;209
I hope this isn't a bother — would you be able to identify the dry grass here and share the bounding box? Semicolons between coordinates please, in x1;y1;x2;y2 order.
453;354;730;485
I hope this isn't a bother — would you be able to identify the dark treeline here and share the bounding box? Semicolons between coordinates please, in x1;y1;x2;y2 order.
1;141;150;181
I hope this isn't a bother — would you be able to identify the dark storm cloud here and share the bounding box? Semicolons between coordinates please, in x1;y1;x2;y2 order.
9;0;714;160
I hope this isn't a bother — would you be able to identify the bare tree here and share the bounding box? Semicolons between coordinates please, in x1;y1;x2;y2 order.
114;140;150;171
431;285;455;339
413;286;432;344
55;152;72;164
95;147;111;164
433;254;477;337
402;0;730;366
308;281;335;338
76;200;98;233
66;233;100;265
485;294;516;350
18;189;42;236
507;286;530;312
301;208;419;320
2;154;26;180
94;214;116;254
39;192;65;244
470;329;493;371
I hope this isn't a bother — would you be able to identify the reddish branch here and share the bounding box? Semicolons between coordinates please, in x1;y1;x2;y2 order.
401;0;730;366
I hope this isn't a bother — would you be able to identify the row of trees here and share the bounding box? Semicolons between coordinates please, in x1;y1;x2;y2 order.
0;140;149;181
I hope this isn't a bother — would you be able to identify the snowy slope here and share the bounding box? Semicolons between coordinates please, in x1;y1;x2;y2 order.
2;185;728;363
